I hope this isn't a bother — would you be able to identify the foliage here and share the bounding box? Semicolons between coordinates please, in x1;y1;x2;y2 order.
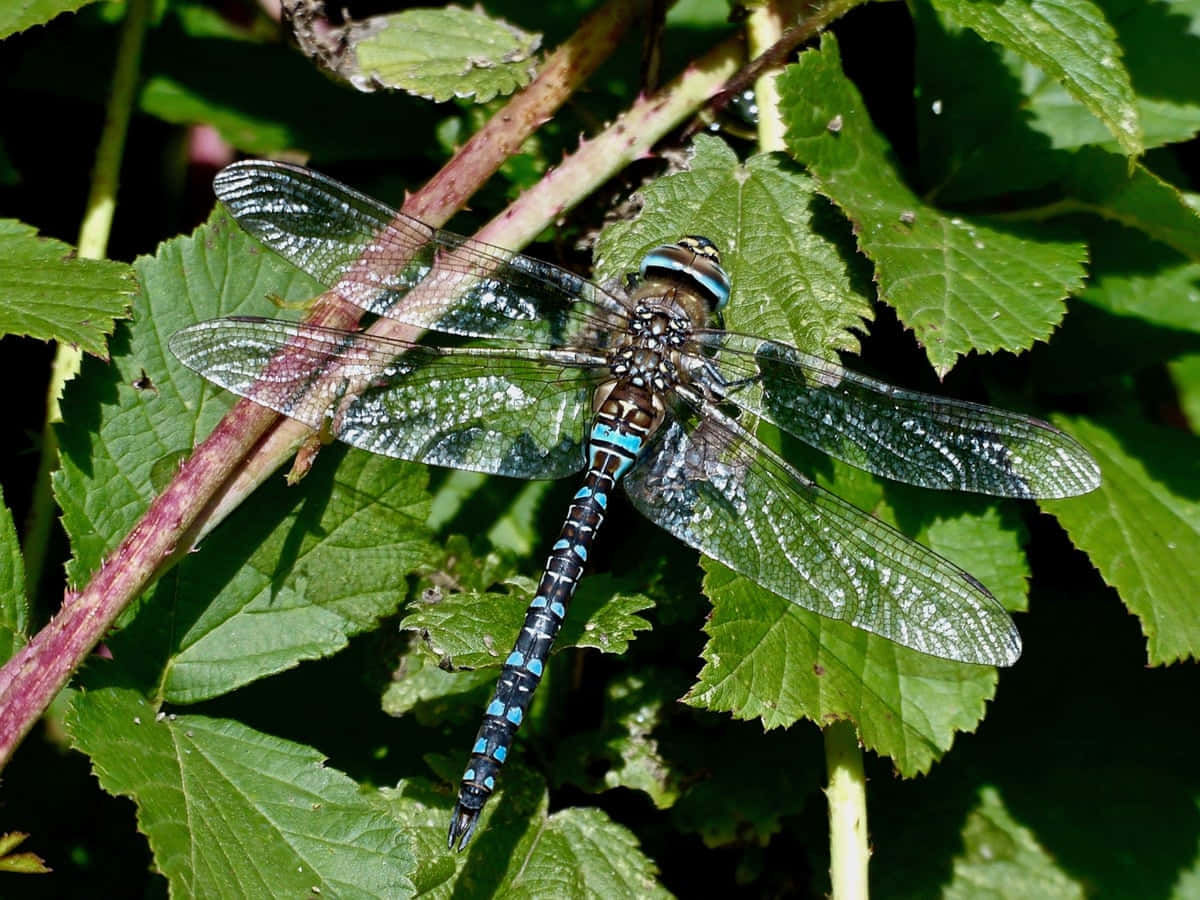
1;0;1198;897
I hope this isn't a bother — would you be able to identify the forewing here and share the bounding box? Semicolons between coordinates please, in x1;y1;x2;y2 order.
622;396;1022;666
688;331;1100;499
170;317;598;479
213;161;628;348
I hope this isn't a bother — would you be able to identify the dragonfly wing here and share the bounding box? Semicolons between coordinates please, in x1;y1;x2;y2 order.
170;317;599;479
213;161;629;348
687;331;1100;499
623;395;1022;666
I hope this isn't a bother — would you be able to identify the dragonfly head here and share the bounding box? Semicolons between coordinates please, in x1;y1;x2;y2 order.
639;236;731;313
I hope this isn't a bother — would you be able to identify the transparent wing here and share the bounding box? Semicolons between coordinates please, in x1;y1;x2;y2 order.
170;317;602;479
623;394;1022;666
213;160;629;349
684;331;1100;499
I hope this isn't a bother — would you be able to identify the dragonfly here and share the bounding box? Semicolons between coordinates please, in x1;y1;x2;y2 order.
170;160;1101;850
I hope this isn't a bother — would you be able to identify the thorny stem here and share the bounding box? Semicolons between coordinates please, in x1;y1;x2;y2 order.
0;6;742;769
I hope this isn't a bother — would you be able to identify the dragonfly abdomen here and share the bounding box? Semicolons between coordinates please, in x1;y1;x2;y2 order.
448;393;656;850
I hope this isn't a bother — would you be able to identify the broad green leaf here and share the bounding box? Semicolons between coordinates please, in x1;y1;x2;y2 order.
929;0;1142;157
686;449;1031;774
914;0;1200;204
0;219;135;357
55;209;438;701
1061;149;1200;261
597;134;871;356
1022;0;1200;153
944;788;1086;898
0;485;27;664
1076;219;1200;333
689;561;1002;776
346;6;541;102
554;669;686;811
384;769;670;898
381;644;495;719
401;573;653;670
781;36;1088;374
0;0;98;39
1043;416;1200;665
66;686;415;898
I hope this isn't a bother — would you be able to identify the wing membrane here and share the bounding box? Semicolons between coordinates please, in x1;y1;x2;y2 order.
170;317;601;478
623;395;1022;666
213;161;629;349
687;331;1100;499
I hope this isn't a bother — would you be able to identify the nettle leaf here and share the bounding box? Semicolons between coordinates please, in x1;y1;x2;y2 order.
0;485;27;665
1020;0;1200;152
0;0;98;39
1062;149;1200;261
781;35;1088;375
597;134;871;356
554;668;687;811
383;769;670;897
402;573;653;670
0;219;135;357
929;0;1142;157
381;644;495;719
945;787;1086;896
66;686;415;898
55;209;438;701
1077;219;1200;333
914;0;1200;204
687;450;1029;774
1044;416;1200;666
690;562;1002;776
344;6;541;101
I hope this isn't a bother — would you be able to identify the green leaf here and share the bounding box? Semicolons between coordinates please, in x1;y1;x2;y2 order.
401;573;653;670
685;448;1031;774
1021;0;1200;153
346;6;541;102
1061;149;1200;261
1043;416;1200;665
597;134;871;356
914;0;1200;204
0;0;98;39
944;788;1086;897
384;768;670;897
54;210;438;701
0;219;135;357
929;0;1142;157
0;485;27;664
1076;219;1200;333
781;36;1088;374
554;669;686;811
381;644;495;719
689;561;1004;776
0;831;50;874
65;686;416;898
